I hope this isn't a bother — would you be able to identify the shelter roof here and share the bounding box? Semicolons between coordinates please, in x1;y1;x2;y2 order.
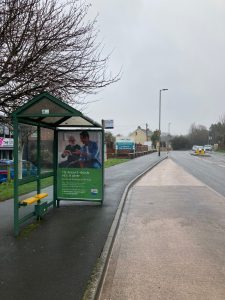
12;92;101;128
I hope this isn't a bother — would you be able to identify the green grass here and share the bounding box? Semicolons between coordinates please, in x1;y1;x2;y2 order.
104;158;130;168
0;158;130;201
0;176;53;202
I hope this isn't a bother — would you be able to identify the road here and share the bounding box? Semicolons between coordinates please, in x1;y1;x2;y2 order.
170;150;225;197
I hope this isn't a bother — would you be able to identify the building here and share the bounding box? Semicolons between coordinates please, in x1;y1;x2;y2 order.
0;124;13;159
0;122;54;162
128;126;152;145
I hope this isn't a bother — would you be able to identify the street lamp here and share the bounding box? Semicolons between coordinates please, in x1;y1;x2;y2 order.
158;88;168;156
168;122;171;135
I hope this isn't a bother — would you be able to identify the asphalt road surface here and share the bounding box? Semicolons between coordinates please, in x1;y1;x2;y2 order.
170;150;225;197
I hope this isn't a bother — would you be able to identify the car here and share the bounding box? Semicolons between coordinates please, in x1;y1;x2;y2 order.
192;145;203;151
192;145;198;151
0;159;14;166
0;160;37;183
204;145;212;151
0;160;14;183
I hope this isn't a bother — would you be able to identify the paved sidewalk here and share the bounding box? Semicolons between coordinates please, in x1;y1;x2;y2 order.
99;159;225;300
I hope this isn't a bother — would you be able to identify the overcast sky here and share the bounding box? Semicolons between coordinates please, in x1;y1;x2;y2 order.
86;0;225;136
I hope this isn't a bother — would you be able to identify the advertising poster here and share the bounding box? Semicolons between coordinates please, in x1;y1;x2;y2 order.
57;130;103;201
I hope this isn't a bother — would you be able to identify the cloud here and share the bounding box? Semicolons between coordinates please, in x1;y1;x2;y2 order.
86;0;225;136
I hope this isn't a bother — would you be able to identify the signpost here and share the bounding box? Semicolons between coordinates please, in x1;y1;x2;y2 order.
116;139;135;151
103;119;114;129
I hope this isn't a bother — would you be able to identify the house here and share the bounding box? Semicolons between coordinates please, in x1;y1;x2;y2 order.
128;126;152;145
0;123;13;160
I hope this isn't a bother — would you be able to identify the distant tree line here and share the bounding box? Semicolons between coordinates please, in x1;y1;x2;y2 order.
104;131;115;149
209;115;225;149
170;116;225;150
100;116;225;152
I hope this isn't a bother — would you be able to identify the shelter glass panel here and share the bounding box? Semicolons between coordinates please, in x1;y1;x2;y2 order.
59;116;93;126
40;128;54;173
18;124;37;179
41;116;64;124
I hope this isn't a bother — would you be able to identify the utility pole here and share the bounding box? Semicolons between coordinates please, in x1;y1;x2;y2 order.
168;122;171;135
158;89;168;156
146;123;148;141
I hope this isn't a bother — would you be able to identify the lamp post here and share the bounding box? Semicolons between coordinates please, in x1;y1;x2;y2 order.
168;122;171;135
158;88;168;156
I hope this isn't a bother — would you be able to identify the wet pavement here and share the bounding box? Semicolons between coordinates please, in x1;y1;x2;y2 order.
99;158;225;300
0;152;165;300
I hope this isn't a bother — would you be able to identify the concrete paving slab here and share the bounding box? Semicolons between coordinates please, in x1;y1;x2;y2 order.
99;158;225;300
136;158;203;186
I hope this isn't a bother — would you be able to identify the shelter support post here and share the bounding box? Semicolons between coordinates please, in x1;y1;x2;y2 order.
13;117;19;236
53;130;58;208
37;126;41;194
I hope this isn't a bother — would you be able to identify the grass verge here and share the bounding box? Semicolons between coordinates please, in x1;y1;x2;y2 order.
0;158;130;201
104;158;130;168
0;176;53;202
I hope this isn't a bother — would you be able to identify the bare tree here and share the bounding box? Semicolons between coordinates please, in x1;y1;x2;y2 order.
188;123;208;146
210;115;225;149
0;0;118;117
219;114;225;125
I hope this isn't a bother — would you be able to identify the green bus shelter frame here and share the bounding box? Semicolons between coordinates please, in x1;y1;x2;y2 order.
12;92;104;236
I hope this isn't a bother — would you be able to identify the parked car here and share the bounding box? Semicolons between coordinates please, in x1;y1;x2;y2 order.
0;160;37;183
0;160;13;183
0;159;14;166
204;145;212;151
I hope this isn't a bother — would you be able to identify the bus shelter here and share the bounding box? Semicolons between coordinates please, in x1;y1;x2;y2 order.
12;92;104;236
